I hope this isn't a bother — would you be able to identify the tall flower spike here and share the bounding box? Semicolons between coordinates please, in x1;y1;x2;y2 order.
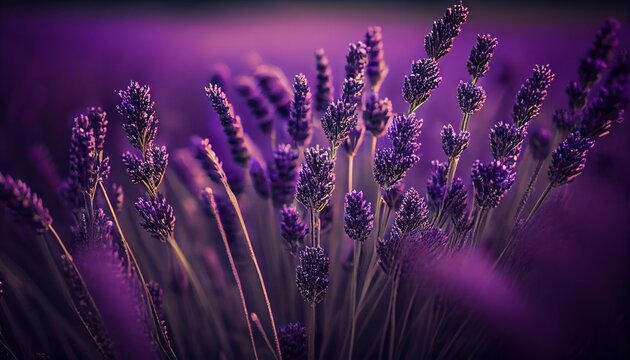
394;188;429;234
192;136;226;184
249;160;271;199
296;146;335;212
254;64;293;119
426;161;448;214
381;182;405;211
116;81;158;151
365;26;388;90
490;122;526;168
548;132;594;187
234;76;275;134
513;64;555;127
552;109;576;133
278;322;307;360
288;74;312;146
467;34;498;80
135;193;176;242
528;127;552;161
441;124;470;158
280;205;308;255
363;93;393;138
269;144;300;207
403;58;442;112
344;191;374;242
296;246;330;305
0;173;52;233
424;2;469;60
345;41;368;81
321;100;358;153
578;19;620;90
204;84;250;166
342;123;365;157
442;177;467;224
471;160;516;208
314;49;334;113
457;81;487;115
388;113;423;157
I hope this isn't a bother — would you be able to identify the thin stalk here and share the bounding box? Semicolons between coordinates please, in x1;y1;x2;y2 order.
470;207;486;246
387;276;399;360
525;183;553;224
446;155;460;189
221;179;283;360
270;128;277;150
251;313;276;360
348;242;362;360
347;155;354;193
378;278;394;359
310;209;316;247
513;160;544;222
309;305;316;360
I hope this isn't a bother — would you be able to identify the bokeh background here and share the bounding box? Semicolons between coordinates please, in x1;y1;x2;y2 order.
1;0;629;358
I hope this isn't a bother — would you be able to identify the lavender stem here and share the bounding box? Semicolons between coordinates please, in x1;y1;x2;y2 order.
513;159;544;222
348;241;362;360
309;305;316;360
525;183;553;223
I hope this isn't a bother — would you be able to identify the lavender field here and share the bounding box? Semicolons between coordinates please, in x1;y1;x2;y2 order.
0;1;629;359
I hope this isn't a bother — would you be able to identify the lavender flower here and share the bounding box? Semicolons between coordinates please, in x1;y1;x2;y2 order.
296;146;335;212
116;81;158;151
249;160;271;199
288;74;312;146
278;322;307;360
424;2;469;60
135;193;175;242
234;76;275;134
552;109;576;133
112;183;124;214
204;84;250;165
363;93;393;138
528;127;552;161
373;148;417;190
388;113;423;157
280;205;308;254
365;26;388;90
376;228;404;276
457;81;486;115
210;195;243;254
577;78;629;139
344;191;374;242
121;146;168;190
192;136;226;184
314;49;334;113
394;188;429;234
426;161;448;214
345;41;368;82
381;183;404;210
296;246;330;305
0;172;52;233
578;19;620;90
548;132;594;187
254;64;293;119
147;281;169;344
225;165;246;196
269;143;299;206
321;100;358;153
467;34;498;80
403;58;442;112
471;160;515;208
441;124;470;159
490;122;526;168
342;123;365;157
442;177;467;224
512;64;555;127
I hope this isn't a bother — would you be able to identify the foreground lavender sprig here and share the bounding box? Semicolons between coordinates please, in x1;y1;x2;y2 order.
134;193;176;243
296;146;335;213
365;26;388;91
395;188;429;234
321;101;358;158
235;76;275;135
314;49;334;113
403;58;441;113
280;205;309;255
426;161;448;215
471;160;515;209
344;191;374;242
490;122;526;168
278;322;307;360
457;81;486;115
0;173;52;233
467;34;499;80
342;42;368;105
296;246;330;305
117;81;158;152
288;74;312;147
424;2;469;60
363;93;393;138
513;64;555;128
441;124;469;159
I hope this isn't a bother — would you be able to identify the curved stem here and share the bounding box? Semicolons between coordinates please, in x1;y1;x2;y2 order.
388;277;399;360
251;313;274;360
525;183;553;223
347;155;354;194
309;305;316;360
513;160;544;222
348;242;362;360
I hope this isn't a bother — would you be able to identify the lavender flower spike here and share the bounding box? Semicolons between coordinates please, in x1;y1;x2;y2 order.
314;49;334;113
441;124;469;159
321;100;358;155
254;64;293;119
296;246;330;305
388;113;423;157
457;81;487;115
395;188;429;234
0;172;52;233
234;76;275;134
192;136;226;184
513;64;555;127
116;81;158;151
467;34;498;80
296;146;335;212
288;74;312;147
363;93;393;138
403;58;442;113
278;322;307;360
490;122;526;168
280;205;308;255
442;177;467;225
426;161;448;214
548;132;594;187
471;160;516;208
135;193;176;242
365;26;388;91
269;144;300;207
204;83;250;166
344;191;374;242
345;41;368;82
249;160;271;199
424;2;469;60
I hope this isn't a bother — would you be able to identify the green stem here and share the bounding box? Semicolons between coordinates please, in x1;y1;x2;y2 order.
309;305;316;360
387;276;399;360
514;160;544;222
347;155;354;194
525;183;553;224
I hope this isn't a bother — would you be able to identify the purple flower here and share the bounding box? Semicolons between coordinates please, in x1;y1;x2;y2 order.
321;100;358;153
225;165;246;196
381;182;405;210
0;172;52;233
192;136;226;184
389;113;423;157
269;144;299;207
442;177;467;225
363;93;393;138
296;146;335;212
135;193;175;242
296;246;330;305
373;148;417;190
457;81;486;115
394;188;429;234
147;281;169;344
552;109;576;133
341;76;364;107
467;34;498;79
314;49;334;113
345;41;368;82
577;69;629;139
344;191;374;242
342;123;365;157
365;26;388;90
426;161;448;214
512;64;555;127
122;146;168;190
578;19;620;90
288;74;312;146
280;205;308;254
278;322;307;360
249;160;271;199
528;127;553;161
471;160;515;208
116;81;158;151
403;58;442;112
424;2;469;60
441;124;470;159
548;132;594;187
234;76;275;134
204;84;250;166
490;122;526;168
254;64;293;119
